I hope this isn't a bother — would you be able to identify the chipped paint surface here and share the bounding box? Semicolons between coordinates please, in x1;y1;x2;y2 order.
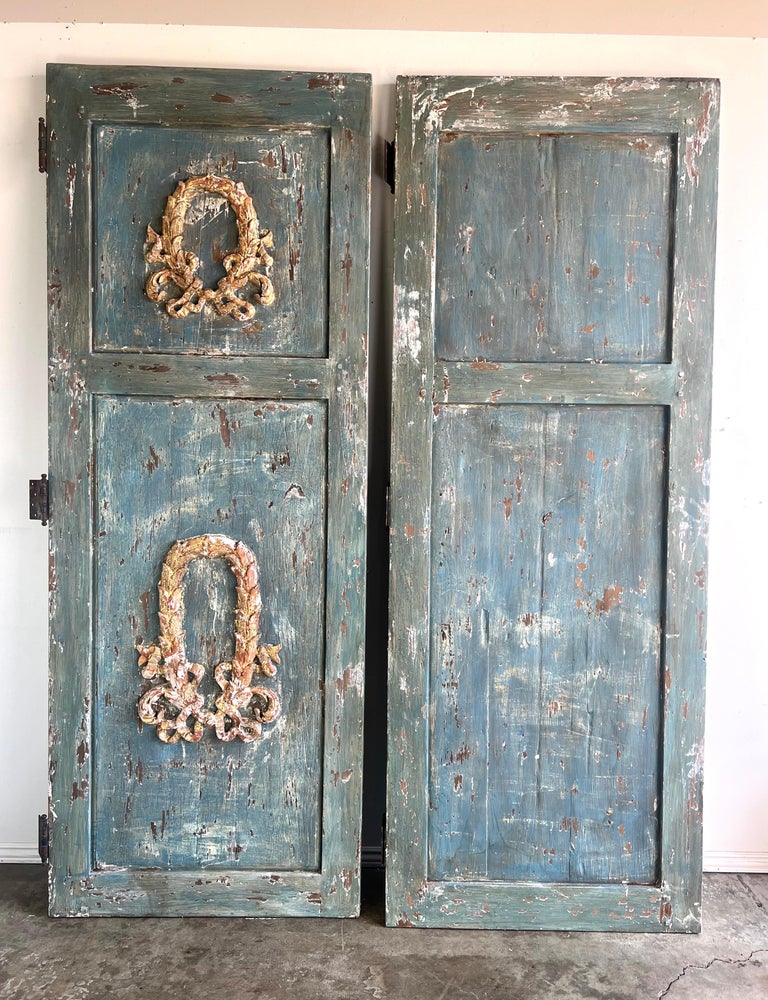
47;64;370;918
388;76;718;931
93;398;326;874
94;124;328;357
92;80;146;115
683;85;717;187
429;405;666;886
64;164;76;227
435;130;674;364
394;285;422;363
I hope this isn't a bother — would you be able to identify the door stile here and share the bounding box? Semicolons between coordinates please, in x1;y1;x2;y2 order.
386;75;440;924
48;65;97;912
320;112;372;901
659;82;719;931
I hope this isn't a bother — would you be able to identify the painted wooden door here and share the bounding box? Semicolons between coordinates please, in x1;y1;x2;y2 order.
47;64;369;916
387;77;719;931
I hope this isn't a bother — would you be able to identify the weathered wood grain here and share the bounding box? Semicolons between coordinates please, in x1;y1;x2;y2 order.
387;76;719;932
56;868;333;917
82;354;331;398
661;76;719;935
94;124;330;356
47;64;370;917
94;398;326;871
318;106;371;907
435;361;676;405
399;879;669;930
429;404;666;884
435;131;674;363
386;74;438;927
417;76;710;135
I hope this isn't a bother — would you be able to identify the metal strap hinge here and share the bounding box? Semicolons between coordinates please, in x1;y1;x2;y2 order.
29;474;50;525
381;811;387;867
38;814;49;864
38;118;48;174
384;139;395;194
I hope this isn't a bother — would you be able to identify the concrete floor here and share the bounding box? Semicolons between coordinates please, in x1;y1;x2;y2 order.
0;867;765;1000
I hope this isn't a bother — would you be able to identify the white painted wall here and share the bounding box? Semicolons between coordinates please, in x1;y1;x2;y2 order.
0;23;765;871
2;0;765;37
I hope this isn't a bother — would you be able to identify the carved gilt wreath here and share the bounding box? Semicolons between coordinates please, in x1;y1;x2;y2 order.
137;534;281;744
145;174;275;321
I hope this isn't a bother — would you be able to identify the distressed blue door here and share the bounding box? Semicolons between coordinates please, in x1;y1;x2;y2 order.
387;77;719;930
47;65;369;916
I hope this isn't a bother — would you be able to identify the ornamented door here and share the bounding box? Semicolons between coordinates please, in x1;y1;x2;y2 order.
47;65;370;916
387;77;719;930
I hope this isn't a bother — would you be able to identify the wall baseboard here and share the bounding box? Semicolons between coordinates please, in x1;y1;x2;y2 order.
704;851;768;874
1;843;766;873
0;844;41;864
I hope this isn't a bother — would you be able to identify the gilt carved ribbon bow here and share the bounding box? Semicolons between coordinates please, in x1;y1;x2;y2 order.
145;174;275;321
137;534;281;744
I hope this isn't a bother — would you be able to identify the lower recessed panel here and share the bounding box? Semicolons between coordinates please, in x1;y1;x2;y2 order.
93;397;327;872
428;404;667;884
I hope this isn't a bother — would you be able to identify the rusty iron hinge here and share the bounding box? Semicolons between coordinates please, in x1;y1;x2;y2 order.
29;474;50;525
381;811;386;867
38;814;49;864
38;117;48;174
384;139;395;194
385;484;391;529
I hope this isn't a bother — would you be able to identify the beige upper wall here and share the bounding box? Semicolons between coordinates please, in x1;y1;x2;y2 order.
1;0;766;37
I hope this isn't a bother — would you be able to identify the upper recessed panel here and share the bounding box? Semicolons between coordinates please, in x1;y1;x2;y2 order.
435;132;675;363
93;124;330;356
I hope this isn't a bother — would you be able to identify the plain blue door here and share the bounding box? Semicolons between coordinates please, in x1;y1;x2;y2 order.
387;76;719;931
